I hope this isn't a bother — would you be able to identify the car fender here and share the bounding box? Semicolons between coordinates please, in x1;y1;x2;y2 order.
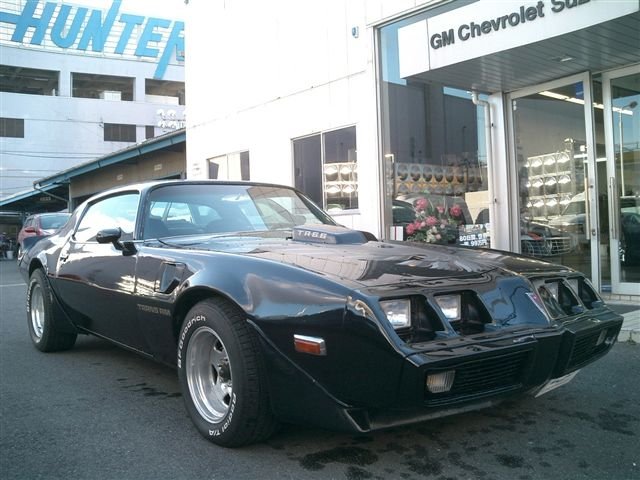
173;253;405;407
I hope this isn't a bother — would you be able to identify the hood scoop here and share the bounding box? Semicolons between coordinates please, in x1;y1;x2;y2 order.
292;225;376;245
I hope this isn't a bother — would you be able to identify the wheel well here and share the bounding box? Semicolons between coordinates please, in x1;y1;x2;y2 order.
28;259;44;277
172;288;240;345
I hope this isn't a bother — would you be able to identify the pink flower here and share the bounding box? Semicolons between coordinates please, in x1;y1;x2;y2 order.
414;198;428;211
426;216;438;227
435;234;442;240
436;205;445;214
406;223;415;235
450;205;462;217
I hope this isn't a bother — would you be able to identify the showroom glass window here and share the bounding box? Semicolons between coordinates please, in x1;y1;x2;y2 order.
74;193;140;242
377;1;492;247
293;126;358;211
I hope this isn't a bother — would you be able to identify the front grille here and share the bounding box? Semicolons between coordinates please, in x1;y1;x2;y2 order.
522;236;573;257
567;329;609;370
424;350;529;406
547;237;573;255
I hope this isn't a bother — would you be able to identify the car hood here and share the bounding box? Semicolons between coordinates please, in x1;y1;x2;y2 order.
157;231;567;288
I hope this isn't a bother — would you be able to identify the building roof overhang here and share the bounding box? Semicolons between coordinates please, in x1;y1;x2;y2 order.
406;9;640;94
0;129;186;214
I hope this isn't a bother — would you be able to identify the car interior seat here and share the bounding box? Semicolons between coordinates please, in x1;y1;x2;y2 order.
144;217;170;239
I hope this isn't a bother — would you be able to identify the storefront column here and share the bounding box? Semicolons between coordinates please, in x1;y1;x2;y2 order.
488;93;511;252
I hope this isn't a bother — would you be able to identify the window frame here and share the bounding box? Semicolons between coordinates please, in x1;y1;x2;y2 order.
0;117;25;138
207;151;250;181
292;125;358;211
73;191;141;243
103;123;137;142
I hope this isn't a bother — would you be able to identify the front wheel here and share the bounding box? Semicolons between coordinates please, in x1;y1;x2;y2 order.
27;269;77;352
177;298;277;447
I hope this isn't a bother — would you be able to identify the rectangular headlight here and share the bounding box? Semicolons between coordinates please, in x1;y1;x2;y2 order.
435;294;461;321
380;299;411;329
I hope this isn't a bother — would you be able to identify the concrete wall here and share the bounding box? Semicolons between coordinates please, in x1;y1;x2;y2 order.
1;45;185;196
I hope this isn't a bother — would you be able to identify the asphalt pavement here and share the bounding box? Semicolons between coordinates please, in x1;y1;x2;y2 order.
1;259;638;480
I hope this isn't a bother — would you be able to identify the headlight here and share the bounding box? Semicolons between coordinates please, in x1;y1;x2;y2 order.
380;299;411;329
435;294;461;321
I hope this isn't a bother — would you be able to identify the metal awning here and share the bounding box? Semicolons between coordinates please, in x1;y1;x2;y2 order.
35;129;186;189
0;183;68;215
0;129;186;214
410;11;640;93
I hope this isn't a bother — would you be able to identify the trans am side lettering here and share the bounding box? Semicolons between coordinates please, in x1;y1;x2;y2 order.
137;304;171;316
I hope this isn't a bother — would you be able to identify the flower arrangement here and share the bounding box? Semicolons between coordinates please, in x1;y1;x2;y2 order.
405;197;464;244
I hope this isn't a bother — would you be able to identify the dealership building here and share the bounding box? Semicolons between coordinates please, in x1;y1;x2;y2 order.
185;0;639;299
0;0;186;205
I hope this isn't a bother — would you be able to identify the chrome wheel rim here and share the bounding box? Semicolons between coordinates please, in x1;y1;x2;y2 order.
186;326;233;423
30;283;45;339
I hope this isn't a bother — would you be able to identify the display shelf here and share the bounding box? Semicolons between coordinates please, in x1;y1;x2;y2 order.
524;139;585;218
324;161;358;209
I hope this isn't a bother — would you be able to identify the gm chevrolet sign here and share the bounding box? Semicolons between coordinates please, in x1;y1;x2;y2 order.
398;0;639;78
0;0;184;79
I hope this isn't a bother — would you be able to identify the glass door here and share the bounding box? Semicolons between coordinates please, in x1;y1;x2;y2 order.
603;66;640;295
509;73;599;286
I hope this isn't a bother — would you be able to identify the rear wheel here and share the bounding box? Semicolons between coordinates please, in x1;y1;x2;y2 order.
177;298;277;447
27;269;77;352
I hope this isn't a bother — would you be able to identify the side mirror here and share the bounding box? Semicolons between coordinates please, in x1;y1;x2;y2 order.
96;228;137;256
96;228;122;244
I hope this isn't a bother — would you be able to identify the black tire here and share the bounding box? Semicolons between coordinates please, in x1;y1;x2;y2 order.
27;269;77;352
177;298;277;447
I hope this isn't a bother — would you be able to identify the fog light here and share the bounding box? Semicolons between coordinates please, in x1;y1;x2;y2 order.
426;370;455;393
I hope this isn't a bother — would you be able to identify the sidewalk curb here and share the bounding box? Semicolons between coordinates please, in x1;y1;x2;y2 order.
618;310;640;344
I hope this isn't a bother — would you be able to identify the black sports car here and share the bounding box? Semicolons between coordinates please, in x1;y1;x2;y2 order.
19;181;623;447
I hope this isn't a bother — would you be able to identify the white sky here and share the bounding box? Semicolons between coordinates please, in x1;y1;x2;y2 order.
65;0;187;19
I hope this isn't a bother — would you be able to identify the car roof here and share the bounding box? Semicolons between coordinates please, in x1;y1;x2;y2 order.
81;180;304;206
94;179;301;196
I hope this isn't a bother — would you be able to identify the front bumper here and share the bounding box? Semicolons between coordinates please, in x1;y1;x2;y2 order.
256;309;622;434
361;309;622;431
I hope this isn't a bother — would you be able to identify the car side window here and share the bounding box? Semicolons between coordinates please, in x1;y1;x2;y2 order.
74;193;140;243
145;200;215;238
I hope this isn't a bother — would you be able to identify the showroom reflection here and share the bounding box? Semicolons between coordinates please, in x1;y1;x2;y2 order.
380;77;492;248
512;81;593;279
606;71;640;285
